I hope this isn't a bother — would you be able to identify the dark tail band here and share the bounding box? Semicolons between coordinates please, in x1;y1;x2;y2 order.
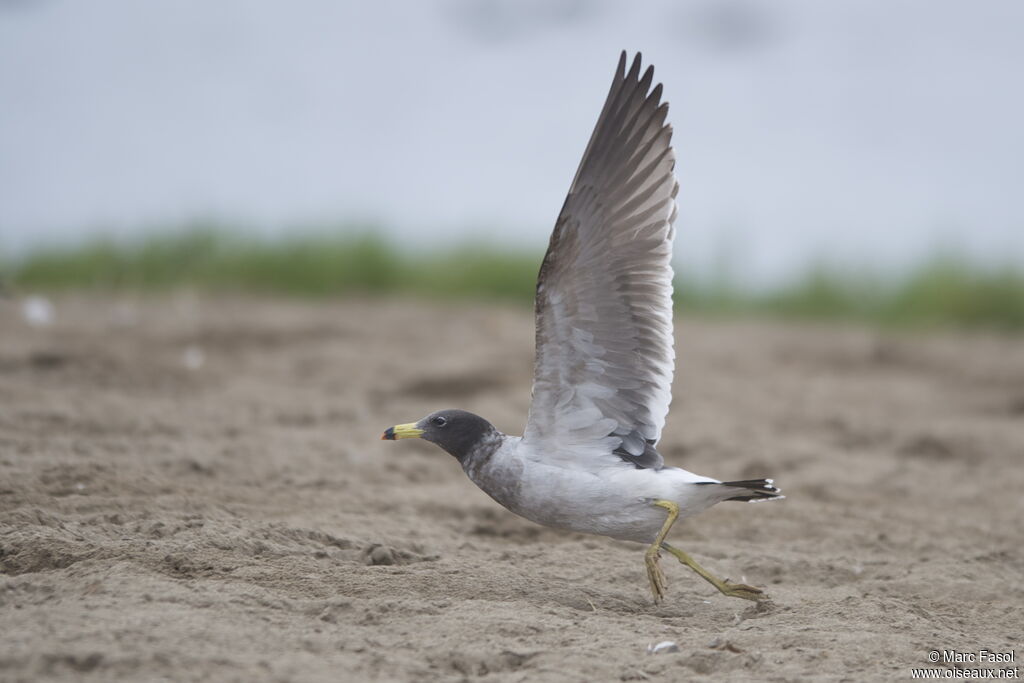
697;478;783;502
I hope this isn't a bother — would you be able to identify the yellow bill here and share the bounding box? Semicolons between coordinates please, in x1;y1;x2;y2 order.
381;423;424;440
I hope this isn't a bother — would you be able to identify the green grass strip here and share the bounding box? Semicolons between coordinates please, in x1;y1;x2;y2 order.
3;229;1023;330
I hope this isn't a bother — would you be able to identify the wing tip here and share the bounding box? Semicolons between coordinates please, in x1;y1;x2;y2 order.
626;51;643;82
617;52;667;109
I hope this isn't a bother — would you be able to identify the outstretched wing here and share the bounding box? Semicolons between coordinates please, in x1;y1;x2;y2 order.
523;52;678;470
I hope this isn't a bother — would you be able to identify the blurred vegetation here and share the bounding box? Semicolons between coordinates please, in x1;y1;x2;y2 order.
676;257;1024;330
3;229;1023;330
3;229;539;302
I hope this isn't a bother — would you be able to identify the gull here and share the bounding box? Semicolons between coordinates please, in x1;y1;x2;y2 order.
382;52;783;604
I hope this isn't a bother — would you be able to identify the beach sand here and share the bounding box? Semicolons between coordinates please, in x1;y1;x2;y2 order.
2;296;1021;681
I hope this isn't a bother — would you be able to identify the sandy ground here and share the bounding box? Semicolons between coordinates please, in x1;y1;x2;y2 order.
1;295;1022;682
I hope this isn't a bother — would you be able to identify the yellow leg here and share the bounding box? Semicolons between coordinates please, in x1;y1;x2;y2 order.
644;500;679;603
662;542;765;602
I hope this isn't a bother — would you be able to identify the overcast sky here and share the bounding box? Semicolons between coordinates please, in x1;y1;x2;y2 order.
2;0;1022;283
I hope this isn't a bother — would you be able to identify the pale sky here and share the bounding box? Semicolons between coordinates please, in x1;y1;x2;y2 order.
2;0;1022;283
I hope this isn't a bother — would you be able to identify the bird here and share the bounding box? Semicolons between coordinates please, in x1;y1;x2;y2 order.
382;51;783;604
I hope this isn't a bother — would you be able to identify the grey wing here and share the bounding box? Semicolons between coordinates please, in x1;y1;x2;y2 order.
523;52;678;470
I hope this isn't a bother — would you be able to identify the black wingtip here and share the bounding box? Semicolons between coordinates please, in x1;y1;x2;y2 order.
648;82;664;107
616;50;627;78
626;52;643;82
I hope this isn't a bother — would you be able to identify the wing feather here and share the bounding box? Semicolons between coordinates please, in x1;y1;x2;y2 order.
523;52;678;470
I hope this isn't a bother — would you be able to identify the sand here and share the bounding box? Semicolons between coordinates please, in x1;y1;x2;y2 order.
1;295;1022;682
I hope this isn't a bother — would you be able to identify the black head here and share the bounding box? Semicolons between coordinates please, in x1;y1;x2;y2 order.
381;409;499;462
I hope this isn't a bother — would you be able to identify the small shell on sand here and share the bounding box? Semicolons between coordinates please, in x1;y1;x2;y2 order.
647;641;680;655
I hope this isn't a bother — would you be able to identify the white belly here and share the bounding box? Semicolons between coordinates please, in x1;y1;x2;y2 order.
464;444;724;544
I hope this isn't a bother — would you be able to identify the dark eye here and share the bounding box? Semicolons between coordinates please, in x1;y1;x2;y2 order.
431;416;448;427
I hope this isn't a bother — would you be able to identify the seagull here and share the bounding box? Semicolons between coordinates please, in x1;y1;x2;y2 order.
382;51;783;604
